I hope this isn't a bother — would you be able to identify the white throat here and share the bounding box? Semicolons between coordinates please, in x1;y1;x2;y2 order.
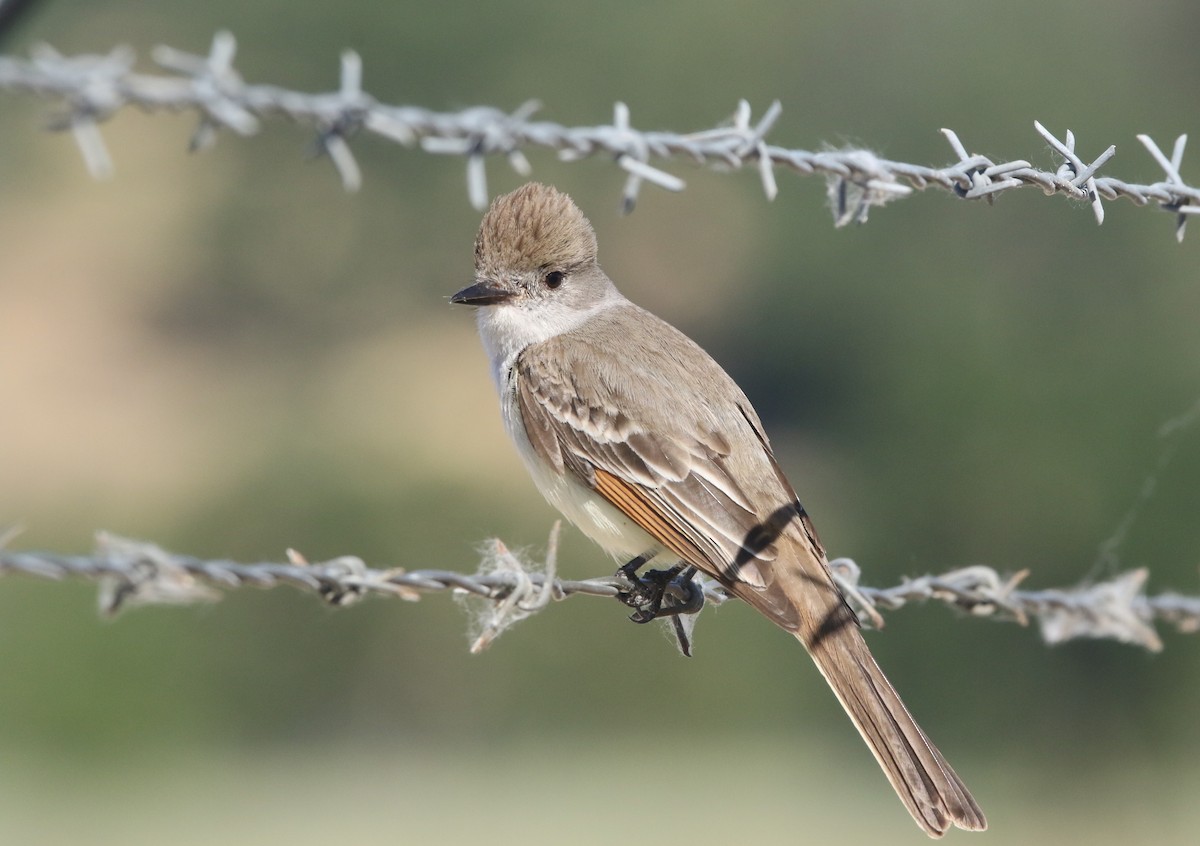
475;296;621;393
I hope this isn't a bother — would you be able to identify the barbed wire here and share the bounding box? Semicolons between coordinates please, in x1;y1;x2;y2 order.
1;32;1198;238
0;526;1195;655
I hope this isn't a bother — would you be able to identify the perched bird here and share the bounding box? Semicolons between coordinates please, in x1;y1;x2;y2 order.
451;182;985;837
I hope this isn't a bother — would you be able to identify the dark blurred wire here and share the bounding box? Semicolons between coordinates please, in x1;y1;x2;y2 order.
0;0;42;47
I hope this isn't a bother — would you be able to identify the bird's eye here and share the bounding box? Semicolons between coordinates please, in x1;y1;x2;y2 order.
543;270;565;289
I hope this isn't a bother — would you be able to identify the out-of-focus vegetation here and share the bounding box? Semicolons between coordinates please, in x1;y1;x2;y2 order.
1;1;1198;843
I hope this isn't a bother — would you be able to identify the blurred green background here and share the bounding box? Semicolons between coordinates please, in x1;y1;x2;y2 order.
1;1;1198;843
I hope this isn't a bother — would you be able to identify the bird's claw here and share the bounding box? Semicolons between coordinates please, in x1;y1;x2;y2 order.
615;563;703;623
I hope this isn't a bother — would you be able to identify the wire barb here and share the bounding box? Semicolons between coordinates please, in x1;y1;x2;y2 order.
1137;132;1197;242
1;530;1196;654
1;32;1198;235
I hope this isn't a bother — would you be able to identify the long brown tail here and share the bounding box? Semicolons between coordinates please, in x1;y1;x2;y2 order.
795;625;986;837
732;535;986;837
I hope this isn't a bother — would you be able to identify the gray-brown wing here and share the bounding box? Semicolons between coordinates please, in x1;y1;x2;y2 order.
513;311;811;598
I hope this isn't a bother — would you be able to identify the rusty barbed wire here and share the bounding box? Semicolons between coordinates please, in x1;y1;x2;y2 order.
1;32;1198;237
0;527;1195;654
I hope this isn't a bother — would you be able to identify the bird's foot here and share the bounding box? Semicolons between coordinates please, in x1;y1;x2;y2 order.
615;563;703;624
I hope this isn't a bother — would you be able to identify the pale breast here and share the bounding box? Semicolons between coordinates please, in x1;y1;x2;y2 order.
499;363;661;561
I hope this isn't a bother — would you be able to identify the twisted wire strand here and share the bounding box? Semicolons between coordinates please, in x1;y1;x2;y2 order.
0;528;1194;653
1;33;1197;237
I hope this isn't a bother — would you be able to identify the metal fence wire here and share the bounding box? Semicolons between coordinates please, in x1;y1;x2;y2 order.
1;32;1198;237
1;527;1195;655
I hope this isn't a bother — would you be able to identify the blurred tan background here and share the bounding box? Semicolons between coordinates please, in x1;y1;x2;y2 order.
1;1;1199;843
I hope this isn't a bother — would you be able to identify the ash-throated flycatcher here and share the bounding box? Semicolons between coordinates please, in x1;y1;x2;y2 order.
451;182;985;837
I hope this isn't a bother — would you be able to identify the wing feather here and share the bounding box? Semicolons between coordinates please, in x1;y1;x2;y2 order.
513;310;796;589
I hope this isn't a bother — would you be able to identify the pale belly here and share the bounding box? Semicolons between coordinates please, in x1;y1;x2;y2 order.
524;449;661;561
499;377;663;563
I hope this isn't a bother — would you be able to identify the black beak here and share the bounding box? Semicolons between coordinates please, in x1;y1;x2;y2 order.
450;279;515;306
